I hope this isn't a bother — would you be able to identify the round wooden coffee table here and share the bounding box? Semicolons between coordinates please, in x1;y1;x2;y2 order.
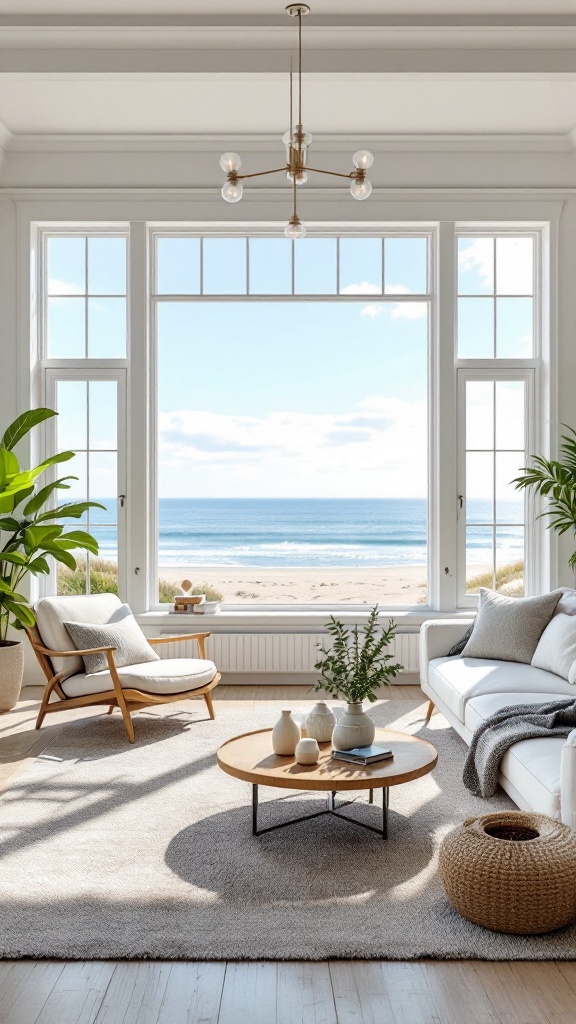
217;727;438;840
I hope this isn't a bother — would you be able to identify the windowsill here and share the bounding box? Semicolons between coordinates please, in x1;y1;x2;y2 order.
137;606;475;630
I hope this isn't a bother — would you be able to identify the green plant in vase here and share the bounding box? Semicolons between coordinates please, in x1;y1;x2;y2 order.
314;605;403;750
0;408;103;709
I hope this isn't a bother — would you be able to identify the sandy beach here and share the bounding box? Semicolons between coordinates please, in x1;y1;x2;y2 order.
158;565;432;605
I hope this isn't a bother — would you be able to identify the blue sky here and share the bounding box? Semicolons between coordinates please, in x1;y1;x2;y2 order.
47;233;532;502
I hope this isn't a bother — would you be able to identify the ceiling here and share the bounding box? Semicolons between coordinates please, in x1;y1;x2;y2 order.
0;1;573;14
0;2;575;147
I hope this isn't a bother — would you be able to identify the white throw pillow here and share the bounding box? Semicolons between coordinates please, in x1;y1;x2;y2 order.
532;612;576;681
64;612;160;675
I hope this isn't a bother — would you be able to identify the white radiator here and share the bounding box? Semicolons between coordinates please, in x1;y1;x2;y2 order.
157;631;420;675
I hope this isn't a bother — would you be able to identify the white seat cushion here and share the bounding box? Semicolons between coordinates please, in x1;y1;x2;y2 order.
464;691;572;733
428;656;575;721
61;658;217;698
463;691;569;820
35;594;124;679
501;737;564;819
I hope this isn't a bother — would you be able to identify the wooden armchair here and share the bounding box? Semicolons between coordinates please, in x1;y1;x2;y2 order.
26;594;221;743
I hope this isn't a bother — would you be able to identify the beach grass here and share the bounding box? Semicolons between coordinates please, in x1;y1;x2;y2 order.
466;560;524;595
57;557;224;603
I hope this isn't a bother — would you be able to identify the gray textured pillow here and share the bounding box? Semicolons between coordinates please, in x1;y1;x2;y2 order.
461;588;562;664
64;614;160;675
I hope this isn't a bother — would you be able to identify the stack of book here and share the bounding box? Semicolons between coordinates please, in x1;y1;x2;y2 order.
332;744;393;766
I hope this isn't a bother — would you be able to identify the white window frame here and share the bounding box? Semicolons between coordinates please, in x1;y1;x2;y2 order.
31;215;553;618
42;366;128;598
454;226;543;606
456;367;536;607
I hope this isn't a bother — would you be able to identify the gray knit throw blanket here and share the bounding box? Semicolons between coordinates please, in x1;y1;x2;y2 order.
463;698;576;798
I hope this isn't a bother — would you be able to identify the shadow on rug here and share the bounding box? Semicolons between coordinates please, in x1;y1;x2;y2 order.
1;698;575;960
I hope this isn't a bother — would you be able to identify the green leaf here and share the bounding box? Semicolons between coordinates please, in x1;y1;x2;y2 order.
35;500;105;523
23;524;63;552
28;451;75;482
4;601;35;627
0;551;27;566
61;530;99;555
1;408;56;451
0;518;19;532
27;556;50;575
0;578;12;594
0;484;35;515
23;476;76;517
0;448;20;488
41;543;77;570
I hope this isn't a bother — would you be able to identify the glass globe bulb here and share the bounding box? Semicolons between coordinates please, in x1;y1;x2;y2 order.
350;178;372;201
221;180;243;204
219;152;241;173
284;219;307;240
352;149;374;170
282;128;313;149
287;170;308;185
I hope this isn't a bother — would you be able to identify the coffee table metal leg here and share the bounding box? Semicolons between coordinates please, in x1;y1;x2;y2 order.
382;787;389;840
252;783;258;835
369;789;374;804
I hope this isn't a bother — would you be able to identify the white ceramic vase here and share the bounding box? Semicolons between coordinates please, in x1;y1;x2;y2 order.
295;737;320;765
272;709;301;756
331;702;375;751
305;701;336;743
0;640;24;711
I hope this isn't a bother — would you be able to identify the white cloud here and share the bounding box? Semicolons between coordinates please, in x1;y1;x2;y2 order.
360;304;383;318
158;399;427;499
48;278;84;296
458;237;533;295
340;282;381;295
386;284;427;321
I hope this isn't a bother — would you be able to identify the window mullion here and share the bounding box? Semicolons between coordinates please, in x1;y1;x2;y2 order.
126;221;150;613
432;221;458;610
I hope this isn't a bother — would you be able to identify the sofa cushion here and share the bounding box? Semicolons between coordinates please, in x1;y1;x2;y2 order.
500;737;564;819
461;588;561;664
61;657;217;698
64;611;160;674
428;655;576;720
35;594;124;680
464;691;571;734
532;612;576;682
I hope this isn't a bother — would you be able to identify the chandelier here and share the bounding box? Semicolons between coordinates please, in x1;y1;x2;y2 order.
219;3;374;238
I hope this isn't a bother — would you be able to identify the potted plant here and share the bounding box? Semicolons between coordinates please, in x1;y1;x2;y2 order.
513;425;576;568
0;408;103;710
314;606;403;750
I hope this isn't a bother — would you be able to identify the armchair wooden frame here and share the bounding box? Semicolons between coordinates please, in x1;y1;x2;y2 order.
25;626;221;743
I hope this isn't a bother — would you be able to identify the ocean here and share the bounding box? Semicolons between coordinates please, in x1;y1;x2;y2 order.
87;498;525;568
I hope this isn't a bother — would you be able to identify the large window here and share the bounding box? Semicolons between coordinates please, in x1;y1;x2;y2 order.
153;235;430;606
36;222;546;613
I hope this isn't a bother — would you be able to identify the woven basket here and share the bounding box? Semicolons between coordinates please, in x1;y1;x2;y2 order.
439;811;576;934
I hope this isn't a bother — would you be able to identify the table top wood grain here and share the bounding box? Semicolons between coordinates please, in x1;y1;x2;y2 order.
217;727;438;792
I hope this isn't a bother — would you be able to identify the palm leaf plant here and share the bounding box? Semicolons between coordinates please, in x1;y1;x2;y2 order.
0;408;104;642
315;606;403;703
513;425;576;569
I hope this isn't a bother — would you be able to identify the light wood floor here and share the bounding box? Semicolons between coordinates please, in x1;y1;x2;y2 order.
1;683;574;1024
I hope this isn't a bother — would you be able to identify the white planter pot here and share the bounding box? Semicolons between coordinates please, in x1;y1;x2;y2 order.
295;738;320;765
0;640;24;711
272;709;301;756
331;702;375;751
305;701;336;743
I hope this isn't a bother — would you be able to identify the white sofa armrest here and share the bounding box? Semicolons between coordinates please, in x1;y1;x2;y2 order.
419;619;475;685
561;729;576;828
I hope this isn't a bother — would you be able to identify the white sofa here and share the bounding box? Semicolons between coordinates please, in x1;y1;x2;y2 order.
420;619;576;827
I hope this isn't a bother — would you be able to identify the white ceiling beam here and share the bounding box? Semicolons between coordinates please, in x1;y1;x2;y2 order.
3;48;576;74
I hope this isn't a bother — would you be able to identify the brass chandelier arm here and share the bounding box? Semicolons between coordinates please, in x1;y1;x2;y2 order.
305;166;357;181
235;166;289;182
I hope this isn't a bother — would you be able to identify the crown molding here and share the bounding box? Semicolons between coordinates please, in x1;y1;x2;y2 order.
6;131;575;155
2;24;576;52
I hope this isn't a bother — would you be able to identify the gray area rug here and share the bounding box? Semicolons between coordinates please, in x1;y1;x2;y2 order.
1;698;575;960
